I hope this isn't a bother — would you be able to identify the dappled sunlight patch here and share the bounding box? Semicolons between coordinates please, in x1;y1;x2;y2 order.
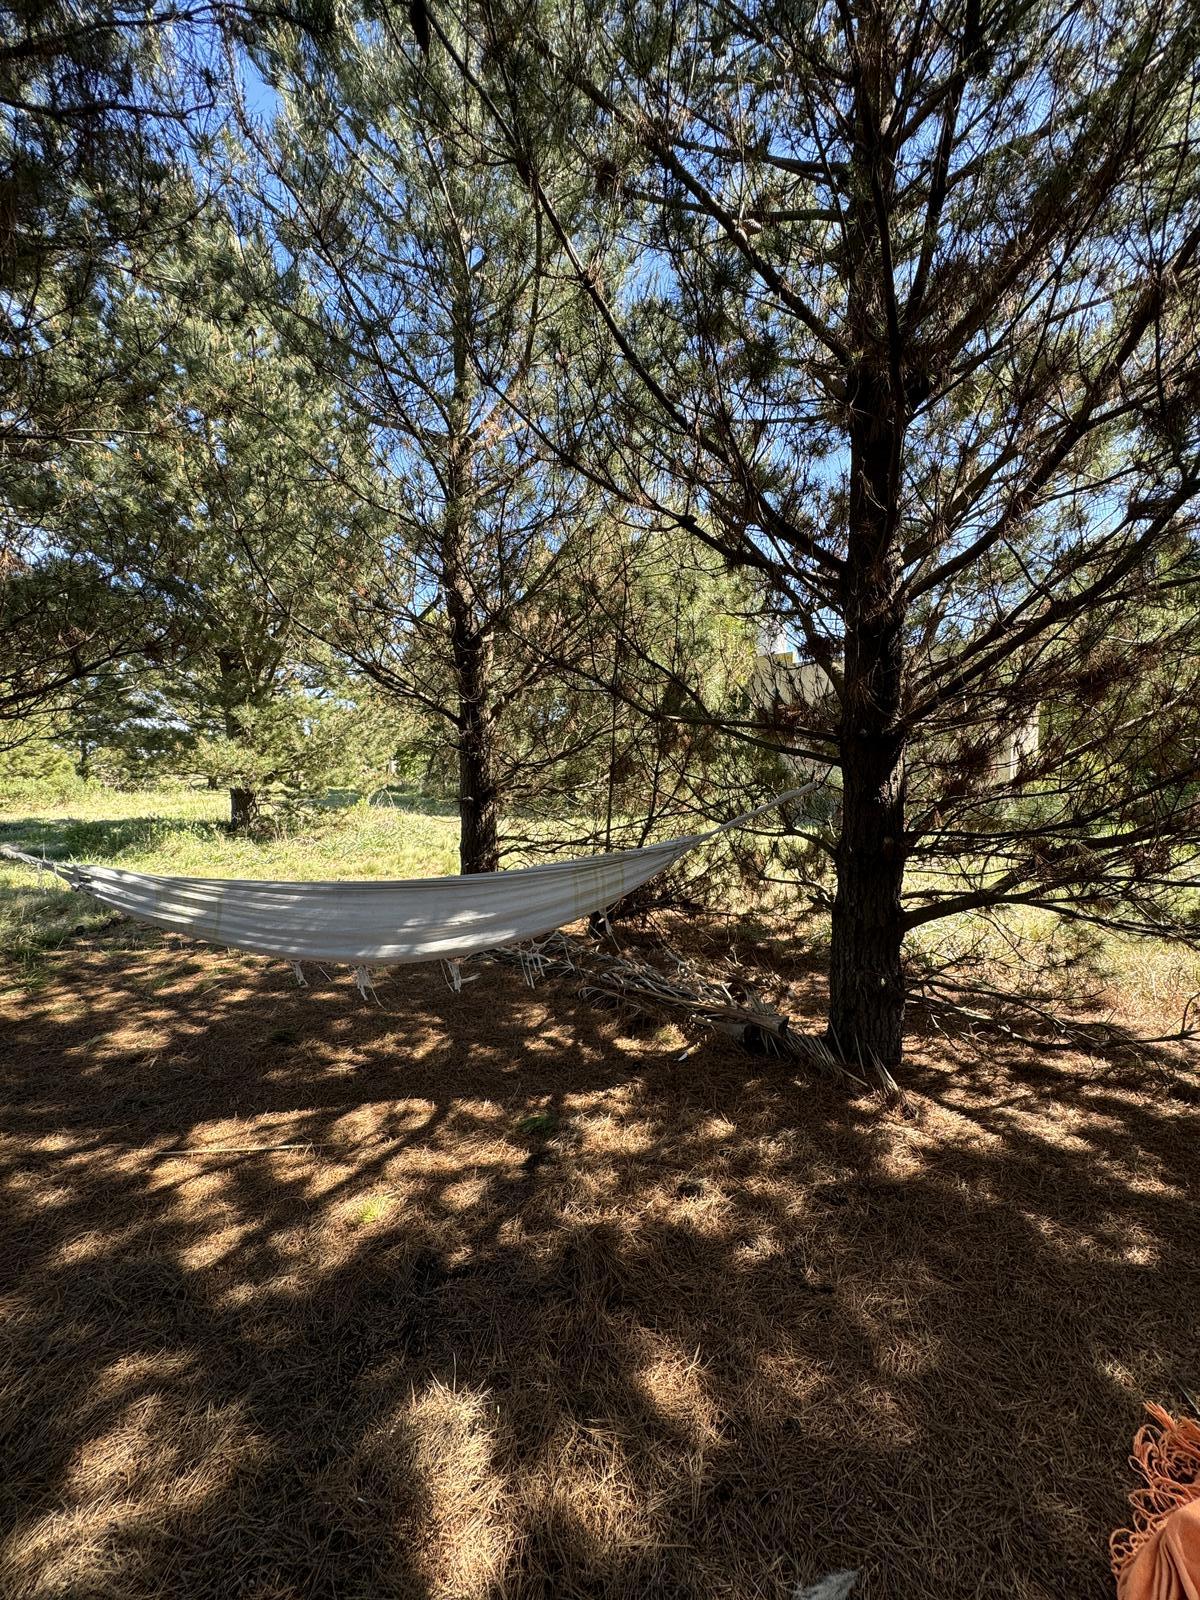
1111;1232;1161;1269
438;1174;493;1214
1096;1356;1155;1400
302;1159;367;1200
0;1501;143;1598
846;1382;926;1452
2;1417;268;1599
90;1349;198;1400
559;1162;627;1216
322;1104;395;1147
693;1111;741;1145
659;1181;735;1235
13;1176;74;1210
728;1226;791;1269
527;1420;661;1559
53;1227;140;1269
737;1172;812;1224
575;1111;660;1159
141;1159;230;1200
176;1218;260;1274
1063;1213;1163;1270
346;1191;394;1229
216;1276;290;1312
864;1326;947;1385
381;1096;440;1125
394;1379;510;1598
748;1349;832;1411
27;992;93;1030
1120;1167;1193;1202
63;1391;180;1499
628;1331;723;1445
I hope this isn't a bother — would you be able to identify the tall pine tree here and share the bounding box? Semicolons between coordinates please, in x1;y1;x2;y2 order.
232;4;601;869
442;0;1200;1068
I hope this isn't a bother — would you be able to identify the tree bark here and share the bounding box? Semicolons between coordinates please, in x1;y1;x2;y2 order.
827;604;907;1067
218;648;258;834
447;583;499;874
443;271;500;876
229;786;258;833
827;393;909;1069
826;34;909;1069
456;693;499;874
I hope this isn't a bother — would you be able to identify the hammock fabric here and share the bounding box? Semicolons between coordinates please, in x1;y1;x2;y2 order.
1;787;815;971
1111;1404;1200;1600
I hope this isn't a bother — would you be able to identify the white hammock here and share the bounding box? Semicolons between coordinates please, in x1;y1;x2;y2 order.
1;787;816;970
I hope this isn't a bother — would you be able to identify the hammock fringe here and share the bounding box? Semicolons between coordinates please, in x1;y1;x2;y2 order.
353;965;381;1004
1111;1402;1200;1582
488;932;902;1102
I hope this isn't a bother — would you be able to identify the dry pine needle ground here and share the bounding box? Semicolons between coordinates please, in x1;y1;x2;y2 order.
0;928;1197;1600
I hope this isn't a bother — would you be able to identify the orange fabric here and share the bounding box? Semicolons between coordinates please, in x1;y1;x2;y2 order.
1117;1502;1200;1600
1113;1406;1200;1600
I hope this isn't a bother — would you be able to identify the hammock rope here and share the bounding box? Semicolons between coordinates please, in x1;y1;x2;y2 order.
0;784;821;971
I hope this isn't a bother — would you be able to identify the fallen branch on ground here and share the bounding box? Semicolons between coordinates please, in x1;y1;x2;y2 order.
486;933;903;1103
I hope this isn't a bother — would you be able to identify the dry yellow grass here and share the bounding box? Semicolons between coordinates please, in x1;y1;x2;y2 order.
0;923;1197;1599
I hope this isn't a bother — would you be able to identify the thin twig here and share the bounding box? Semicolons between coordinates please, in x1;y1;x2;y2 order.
153;1143;324;1158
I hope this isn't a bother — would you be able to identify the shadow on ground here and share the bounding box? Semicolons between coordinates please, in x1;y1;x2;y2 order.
0;813;220;863
0;927;1196;1600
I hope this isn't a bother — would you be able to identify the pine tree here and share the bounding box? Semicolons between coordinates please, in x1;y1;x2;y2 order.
65;219;390;827
1;1;224;724
446;0;1200;1069
232;5;600;870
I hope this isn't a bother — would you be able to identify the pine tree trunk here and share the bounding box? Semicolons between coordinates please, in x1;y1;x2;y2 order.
442;276;499;876
448;591;499;875
825;34;910;1074
457;697;499;874
218;649;258;835
827;638;907;1069
229;787;258;833
827;355;908;1070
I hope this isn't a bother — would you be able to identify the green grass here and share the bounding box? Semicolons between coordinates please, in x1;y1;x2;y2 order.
904;870;1200;1020
0;783;459;961
349;1195;394;1228
516;1111;558;1136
